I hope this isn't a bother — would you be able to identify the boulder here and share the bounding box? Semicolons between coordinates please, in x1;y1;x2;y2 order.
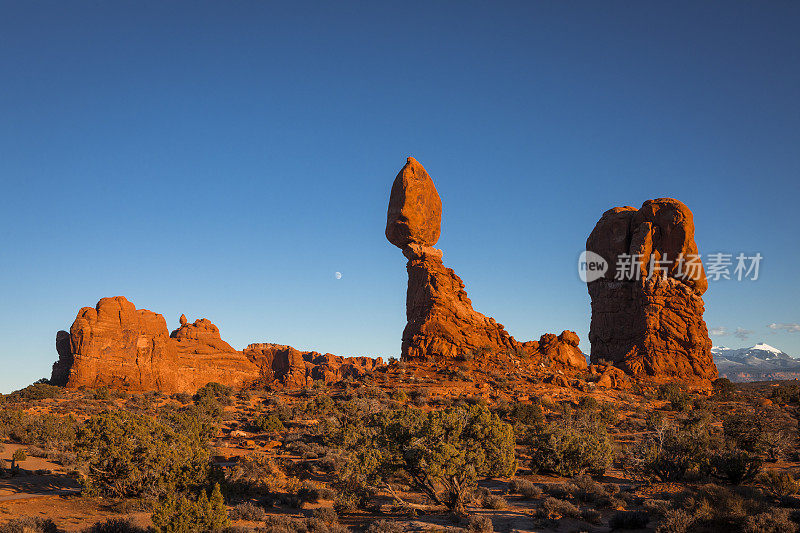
386;157;442;248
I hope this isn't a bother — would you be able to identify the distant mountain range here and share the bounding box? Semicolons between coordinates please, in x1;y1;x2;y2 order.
713;343;800;382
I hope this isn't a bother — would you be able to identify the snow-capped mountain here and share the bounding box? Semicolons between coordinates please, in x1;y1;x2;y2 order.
713;343;800;382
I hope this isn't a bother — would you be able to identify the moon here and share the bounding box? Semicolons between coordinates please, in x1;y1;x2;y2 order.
334;271;342;280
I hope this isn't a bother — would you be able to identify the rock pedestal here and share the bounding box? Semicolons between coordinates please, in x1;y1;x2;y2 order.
388;157;587;369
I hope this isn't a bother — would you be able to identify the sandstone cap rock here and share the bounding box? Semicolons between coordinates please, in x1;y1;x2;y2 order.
386;157;442;248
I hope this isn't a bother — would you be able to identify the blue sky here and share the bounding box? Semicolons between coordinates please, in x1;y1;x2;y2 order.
1;1;798;393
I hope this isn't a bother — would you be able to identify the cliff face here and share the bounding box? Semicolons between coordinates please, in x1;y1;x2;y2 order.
52;296;382;393
586;199;717;382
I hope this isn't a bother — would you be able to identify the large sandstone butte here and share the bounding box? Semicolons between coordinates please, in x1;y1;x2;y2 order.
387;157;586;369
52;296;382;393
586;198;717;381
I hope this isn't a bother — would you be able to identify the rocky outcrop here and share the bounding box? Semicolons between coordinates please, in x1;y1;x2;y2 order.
387;157;587;370
243;344;384;389
51;296;260;392
586;198;717;381
52;296;384;392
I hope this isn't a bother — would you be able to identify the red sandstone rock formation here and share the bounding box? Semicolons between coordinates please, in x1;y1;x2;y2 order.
243;344;384;389
50;296;259;392
386;157;442;248
387;157;587;370
586;198;717;381
52;296;383;392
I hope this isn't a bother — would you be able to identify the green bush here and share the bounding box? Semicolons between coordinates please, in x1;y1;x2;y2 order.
151;483;229;533
510;402;544;426
11;449;26;468
250;413;285;434
9;382;64;401
528;412;614;477
658;383;693;411
75;410;212;498
712;378;736;399
627;418;712;481
338;404;516;512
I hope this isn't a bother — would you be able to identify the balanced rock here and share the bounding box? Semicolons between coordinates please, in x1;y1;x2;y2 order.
388;157;586;370
386;157;442;248
586;198;716;381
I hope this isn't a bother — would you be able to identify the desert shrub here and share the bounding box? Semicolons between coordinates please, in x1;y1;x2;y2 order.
657;383;693;411
724;412;768;453
92;387;112;401
771;384;800;405
311;507;338;524
390;389;408;402
333;491;359;513
151;483;229;533
464;517;491;533
11;448;28;468
225;454;286;495
365;520;403;533
25;413;79;448
229;502;266;521
742;508;797;533
712;378;736;399
9;382;64;401
481;494;507;509
712;446;762;484
642;498;671;517
674;483;779;531
626;417;712;481
75;410;212;498
510;402;544;426
760;471;800;499
609;510;650;529
192;382;232;417
336;403;516;513
541;497;580;518
544;482;575;499
298;481;336;503
508;478;541;499
250;413;285;434
194;382;232;403
571;474;607;502
655;509;694;533
0;517;61;533
528;411;614;477
82;518;147;533
171;393;192;404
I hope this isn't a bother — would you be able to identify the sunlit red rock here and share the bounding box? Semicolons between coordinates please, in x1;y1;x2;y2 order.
586;198;716;382
386;157;442;248
388;157;587;370
52;297;384;392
